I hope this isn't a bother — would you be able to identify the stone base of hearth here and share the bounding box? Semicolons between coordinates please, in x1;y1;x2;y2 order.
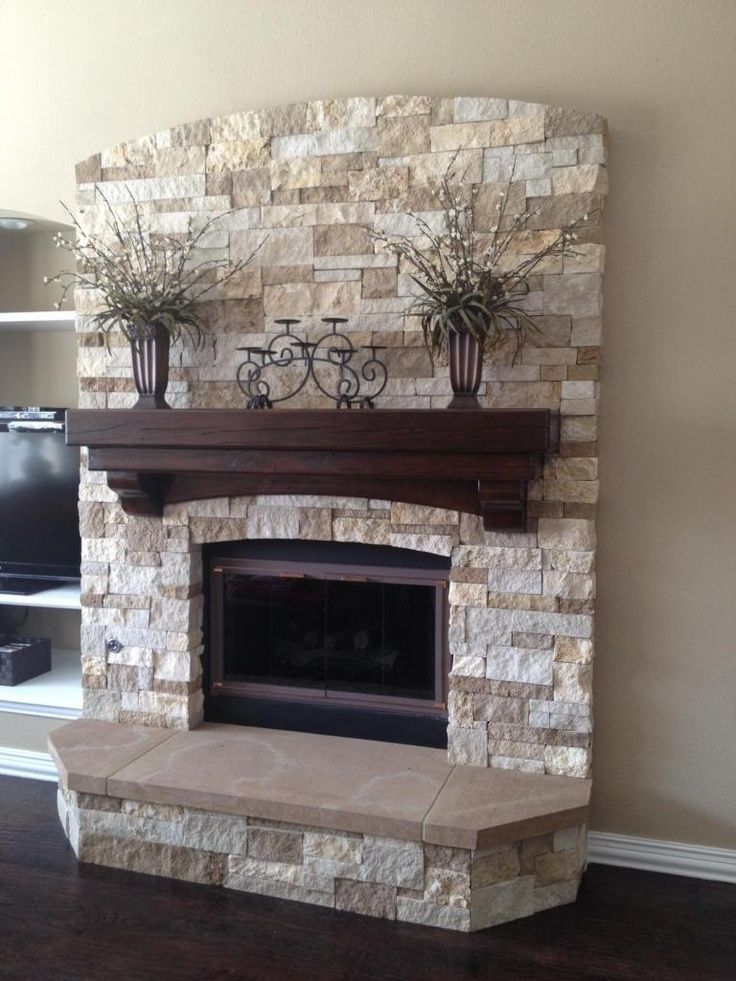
50;720;589;932
57;788;585;931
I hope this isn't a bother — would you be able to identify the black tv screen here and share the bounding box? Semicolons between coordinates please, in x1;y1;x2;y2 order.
0;428;81;582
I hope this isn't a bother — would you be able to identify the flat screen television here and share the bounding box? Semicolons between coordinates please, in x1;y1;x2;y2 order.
0;423;81;591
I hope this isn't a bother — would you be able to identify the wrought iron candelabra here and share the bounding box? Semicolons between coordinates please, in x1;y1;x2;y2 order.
237;318;389;409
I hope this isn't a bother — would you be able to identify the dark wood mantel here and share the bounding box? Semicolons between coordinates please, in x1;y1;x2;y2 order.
66;409;558;531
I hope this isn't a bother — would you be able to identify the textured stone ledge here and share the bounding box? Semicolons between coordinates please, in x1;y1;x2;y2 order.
57;785;586;931
50;719;589;850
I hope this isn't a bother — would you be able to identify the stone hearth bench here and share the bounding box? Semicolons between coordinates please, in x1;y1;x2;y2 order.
50;720;590;931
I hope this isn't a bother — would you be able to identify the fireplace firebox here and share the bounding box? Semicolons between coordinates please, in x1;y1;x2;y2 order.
204;541;450;747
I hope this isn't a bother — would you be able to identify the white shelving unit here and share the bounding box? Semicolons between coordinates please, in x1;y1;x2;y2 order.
0;582;81;610
0;584;82;719
0;648;82;719
0;310;75;331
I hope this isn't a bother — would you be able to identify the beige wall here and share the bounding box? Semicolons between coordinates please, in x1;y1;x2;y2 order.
0;227;77;405
0;712;64;754
0;0;733;848
0;233;32;311
0;230;72;312
0;330;78;406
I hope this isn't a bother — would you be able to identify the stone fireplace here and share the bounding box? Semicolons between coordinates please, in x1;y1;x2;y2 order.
51;94;605;931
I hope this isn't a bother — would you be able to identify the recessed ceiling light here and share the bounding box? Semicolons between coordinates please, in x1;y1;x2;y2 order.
0;217;35;230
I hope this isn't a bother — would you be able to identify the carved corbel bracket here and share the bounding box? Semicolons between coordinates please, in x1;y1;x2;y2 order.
106;471;170;517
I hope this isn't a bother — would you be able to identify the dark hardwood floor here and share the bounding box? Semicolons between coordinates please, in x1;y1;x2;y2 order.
0;776;733;981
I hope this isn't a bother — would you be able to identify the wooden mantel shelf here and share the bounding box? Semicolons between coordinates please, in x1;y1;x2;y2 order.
66;409;558;531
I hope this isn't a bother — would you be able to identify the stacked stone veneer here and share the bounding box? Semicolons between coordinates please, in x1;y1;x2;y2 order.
74;95;606;781
58;786;586;932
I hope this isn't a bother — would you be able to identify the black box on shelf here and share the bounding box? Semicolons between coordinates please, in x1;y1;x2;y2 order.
0;635;52;686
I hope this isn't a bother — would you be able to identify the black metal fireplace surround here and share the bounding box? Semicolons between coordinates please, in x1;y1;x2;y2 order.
203;540;450;747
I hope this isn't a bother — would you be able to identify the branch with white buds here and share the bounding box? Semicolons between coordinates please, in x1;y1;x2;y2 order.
369;151;598;362
44;189;267;347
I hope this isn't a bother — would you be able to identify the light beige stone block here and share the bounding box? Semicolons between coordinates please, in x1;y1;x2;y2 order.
449;582;487;607
450;655;486;679
397;896;471;930
262;281;361;316
544;571;596;599
454;97;508;122
543;745;590;777
424;868;471;908
487;648;554;686
429;121;492;152
552;165;608;195
377;95;432;117
100;176;207;204
348;166;409;201
542;273;602;317
571;317;603;345
360;836;424;890
328;512;392;543
335;879;396;919
231;226;312;266
560;399;598;417
553;663;593;703
78;833;224;885
487;570;542;594
378;115;430;156
546;107;607;138
455;545;542;572
544;477;600;504
447;726;487;766
554;637;594;663
314;223;373;255
304;831;362;866
248;827;303;864
389;533;455;556
405;149;483;185
262;202;375;227
472;847;521;887
537;519;596;550
245;506;331;541
226;869;334;907
209;111;261;142
470;875;535;930
271;127;377;159
543;549;595;574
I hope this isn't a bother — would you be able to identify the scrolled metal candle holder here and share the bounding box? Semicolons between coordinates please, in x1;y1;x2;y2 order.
236;318;389;409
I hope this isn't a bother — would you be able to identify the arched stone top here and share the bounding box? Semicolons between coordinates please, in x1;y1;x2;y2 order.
74;93;608;412
75;94;607;191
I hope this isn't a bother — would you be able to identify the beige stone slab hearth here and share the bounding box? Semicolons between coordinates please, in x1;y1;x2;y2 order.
49;719;176;794
109;721;450;840
50;720;590;848
423;763;589;850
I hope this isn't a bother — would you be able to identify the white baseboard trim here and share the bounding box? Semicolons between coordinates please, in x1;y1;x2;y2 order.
588;831;736;884
0;747;58;782
1;751;734;884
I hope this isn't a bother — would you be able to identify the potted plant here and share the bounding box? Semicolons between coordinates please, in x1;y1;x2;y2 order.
373;159;593;408
46;193;263;408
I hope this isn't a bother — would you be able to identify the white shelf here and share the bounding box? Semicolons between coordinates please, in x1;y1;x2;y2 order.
0;647;82;719
0;310;75;331
0;583;81;610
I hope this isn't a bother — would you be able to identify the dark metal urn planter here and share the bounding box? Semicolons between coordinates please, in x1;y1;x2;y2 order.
448;328;483;409
130;324;171;409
